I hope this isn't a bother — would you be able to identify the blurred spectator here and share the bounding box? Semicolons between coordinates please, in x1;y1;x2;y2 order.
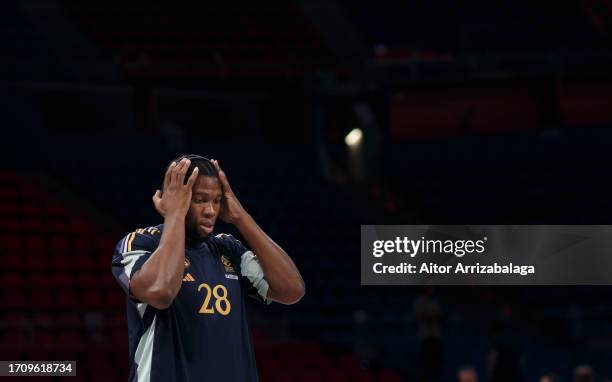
573;365;595;382
540;373;560;382
353;309;381;370
486;304;524;382
457;365;479;382
486;344;523;382
84;312;105;344
414;286;444;382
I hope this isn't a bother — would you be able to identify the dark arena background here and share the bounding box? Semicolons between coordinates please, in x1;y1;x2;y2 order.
2;1;612;381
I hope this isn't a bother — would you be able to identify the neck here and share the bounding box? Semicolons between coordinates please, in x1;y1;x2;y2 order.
186;229;209;247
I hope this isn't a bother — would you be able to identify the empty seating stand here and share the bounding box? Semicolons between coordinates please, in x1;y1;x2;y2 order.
0;170;129;381
61;1;333;82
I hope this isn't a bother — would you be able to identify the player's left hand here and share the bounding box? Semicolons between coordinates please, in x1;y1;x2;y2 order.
211;159;248;225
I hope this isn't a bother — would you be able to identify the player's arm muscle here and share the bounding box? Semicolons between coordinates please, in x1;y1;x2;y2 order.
129;215;186;309
236;214;305;305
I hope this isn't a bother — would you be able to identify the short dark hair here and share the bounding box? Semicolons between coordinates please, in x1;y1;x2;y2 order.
162;154;218;189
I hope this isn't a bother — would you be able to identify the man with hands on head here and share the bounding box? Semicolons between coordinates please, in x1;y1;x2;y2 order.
111;154;305;382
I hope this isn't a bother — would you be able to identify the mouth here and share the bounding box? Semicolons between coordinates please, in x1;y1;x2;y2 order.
199;222;214;234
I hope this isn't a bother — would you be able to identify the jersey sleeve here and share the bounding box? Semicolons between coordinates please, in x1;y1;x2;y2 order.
220;234;271;305
111;227;160;302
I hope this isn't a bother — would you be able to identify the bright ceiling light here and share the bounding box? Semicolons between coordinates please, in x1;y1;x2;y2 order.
345;128;363;147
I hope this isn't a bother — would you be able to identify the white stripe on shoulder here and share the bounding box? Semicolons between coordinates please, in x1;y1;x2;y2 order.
121;250;150;278
121;235;129;254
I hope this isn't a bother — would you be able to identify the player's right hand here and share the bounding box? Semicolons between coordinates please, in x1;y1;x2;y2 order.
152;158;199;219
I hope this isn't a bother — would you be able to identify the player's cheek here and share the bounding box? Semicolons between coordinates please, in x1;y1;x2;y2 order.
214;203;222;217
186;207;198;225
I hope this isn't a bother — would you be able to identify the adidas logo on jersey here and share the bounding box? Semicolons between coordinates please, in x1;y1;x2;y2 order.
183;273;195;282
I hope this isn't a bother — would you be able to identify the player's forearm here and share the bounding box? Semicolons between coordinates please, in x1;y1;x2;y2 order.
137;214;186;305
235;214;305;304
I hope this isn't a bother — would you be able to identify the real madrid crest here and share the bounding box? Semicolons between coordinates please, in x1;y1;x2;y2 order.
184;257;191;268
221;255;235;273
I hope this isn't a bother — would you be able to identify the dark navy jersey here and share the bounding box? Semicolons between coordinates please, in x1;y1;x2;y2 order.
111;225;270;382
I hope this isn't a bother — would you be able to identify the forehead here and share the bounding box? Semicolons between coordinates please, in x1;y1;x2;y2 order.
193;176;221;194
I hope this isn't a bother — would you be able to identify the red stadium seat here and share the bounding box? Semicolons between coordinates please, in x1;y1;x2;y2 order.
57;312;84;328
31;330;56;348
0;236;21;254
375;370;402;382
0;218;21;233
25;271;48;289
22;218;43;233
76;273;99;289
57;290;79;308
0;333;25;350
110;328;128;347
3;288;28;308
23;236;46;254
69;216;94;233
30;289;55;309
1;311;29;323
49;272;75;288
57;330;83;349
108;311;127;326
1;272;23;288
22;203;43;217
75;254;95;270
49;254;72;270
71;237;90;251
0;170;18;180
0;203;20;216
104;291;125;309
48;237;70;253
45;202;68;217
25;253;47;269
80;290;104;309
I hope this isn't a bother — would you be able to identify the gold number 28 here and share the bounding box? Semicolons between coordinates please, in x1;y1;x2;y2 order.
197;283;231;316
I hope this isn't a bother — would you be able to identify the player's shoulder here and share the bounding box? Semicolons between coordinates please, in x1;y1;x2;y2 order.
213;233;241;247
211;233;247;270
212;233;248;254
213;232;235;242
116;225;162;254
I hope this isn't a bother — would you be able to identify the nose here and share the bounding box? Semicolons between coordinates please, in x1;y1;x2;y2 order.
203;201;216;217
